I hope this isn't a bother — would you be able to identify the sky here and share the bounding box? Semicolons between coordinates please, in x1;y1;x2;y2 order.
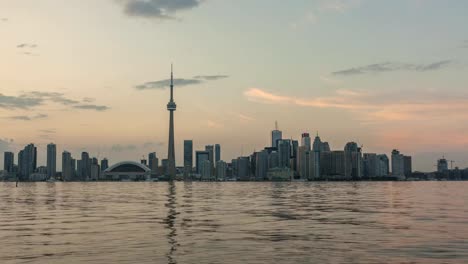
1;0;468;172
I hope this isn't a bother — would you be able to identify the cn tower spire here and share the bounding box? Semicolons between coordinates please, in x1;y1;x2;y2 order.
167;64;177;180
170;63;174;102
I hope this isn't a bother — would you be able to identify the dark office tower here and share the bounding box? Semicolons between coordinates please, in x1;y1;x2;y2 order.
4;152;14;173
363;153;378;178
271;121;282;148
301;133;311;150
77;160;83;178
19;144;37;181
277;140;291;168
196;151;210;175
62;151;73;181
148;152;157;170
46;143;57;179
71;158;76;179
205;145;214;175
404;155;412;178
81;152;90;180
255;150;268;181
237;157;251;181
101;158;109;172
18;150;23;177
166;65;177;180
215;144;221;162
291;140;299;171
183;140;193;174
344;142;362;179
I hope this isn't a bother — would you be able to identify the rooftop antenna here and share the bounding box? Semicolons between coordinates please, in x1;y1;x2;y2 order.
275;121;278;130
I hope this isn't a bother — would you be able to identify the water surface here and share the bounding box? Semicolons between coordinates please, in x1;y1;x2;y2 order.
0;182;467;263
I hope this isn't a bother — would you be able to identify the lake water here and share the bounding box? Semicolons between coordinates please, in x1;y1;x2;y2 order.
0;182;467;264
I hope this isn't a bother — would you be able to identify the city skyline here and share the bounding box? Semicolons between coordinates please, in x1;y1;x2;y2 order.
1;0;468;172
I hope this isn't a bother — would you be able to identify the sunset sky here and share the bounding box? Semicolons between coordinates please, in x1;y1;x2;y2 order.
1;0;468;171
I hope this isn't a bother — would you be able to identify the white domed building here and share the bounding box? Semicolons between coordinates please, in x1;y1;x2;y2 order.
101;161;151;181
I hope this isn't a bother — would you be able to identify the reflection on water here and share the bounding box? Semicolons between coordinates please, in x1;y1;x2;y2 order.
0;182;467;264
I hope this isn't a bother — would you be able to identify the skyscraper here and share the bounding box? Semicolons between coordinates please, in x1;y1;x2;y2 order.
215;144;221;162
277;139;291;168
62;151;73;181
148;152;158;173
167;65;177;180
301;133;311;150
271;121;282;148
3;152;14;173
344;142;362;179
255;150;268;181
391;149;405;179
183;140;193;174
216;160;227;180
81;152;90;181
47;143;57;179
196;151;210;175
101;158;109;172
19;144;37;181
205;145;214;175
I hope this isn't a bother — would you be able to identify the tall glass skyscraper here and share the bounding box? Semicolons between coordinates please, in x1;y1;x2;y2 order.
47;143;56;179
184;140;193;173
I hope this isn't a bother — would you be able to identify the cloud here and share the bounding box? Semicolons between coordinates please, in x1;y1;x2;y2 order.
119;0;201;20
319;0;362;13
460;40;468;48
0;93;44;109
142;141;165;148
111;144;137;152
1;18;7;22
244;87;468;123
17;43;37;49
207;120;223;128
73;104;110;111
8;113;48;121
135;78;202;90
332;60;452;76
135;74;228;90
82;97;95;103
238;113;255;122
194;75;229;80
23;91;79;105
39;129;56;134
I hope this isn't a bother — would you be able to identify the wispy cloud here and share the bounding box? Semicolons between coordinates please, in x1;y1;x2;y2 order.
119;0;201;20
111;144;137;152
0;93;43;109
1;18;7;22
238;113;255;122
82;97;95;103
332;60;452;76
291;0;360;29
244;87;468;123
194;75;229;81
8;113;48;121
73;104;110;111
135;74;228;90
319;0;362;13
0;91;109;112
17;43;37;49
136;78;202;90
39;129;56;134
461;40;468;48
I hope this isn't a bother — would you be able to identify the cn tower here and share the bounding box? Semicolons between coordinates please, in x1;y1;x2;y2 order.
167;64;177;180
